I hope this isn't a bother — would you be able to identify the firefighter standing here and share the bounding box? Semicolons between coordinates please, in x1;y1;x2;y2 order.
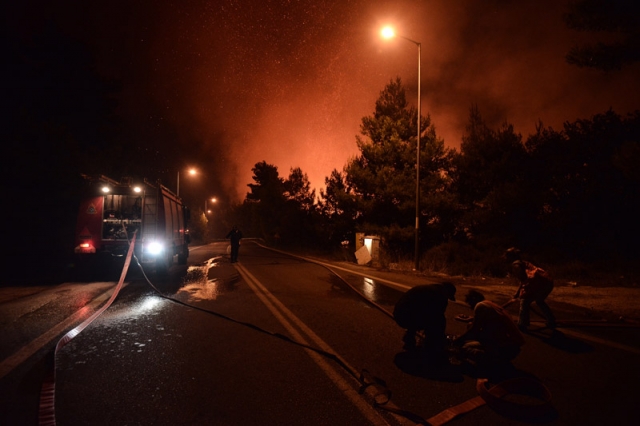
504;247;556;331
226;225;243;263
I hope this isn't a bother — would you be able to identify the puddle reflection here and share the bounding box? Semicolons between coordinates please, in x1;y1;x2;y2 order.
177;280;225;301
98;294;168;324
176;260;239;302
362;277;375;300
328;273;402;309
358;276;403;307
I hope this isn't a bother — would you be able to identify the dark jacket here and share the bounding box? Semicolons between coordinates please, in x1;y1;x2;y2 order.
393;283;456;329
226;228;243;246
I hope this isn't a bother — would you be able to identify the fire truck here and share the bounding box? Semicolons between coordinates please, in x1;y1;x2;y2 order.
74;174;190;272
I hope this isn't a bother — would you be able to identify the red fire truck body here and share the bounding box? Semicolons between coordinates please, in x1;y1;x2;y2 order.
74;174;190;271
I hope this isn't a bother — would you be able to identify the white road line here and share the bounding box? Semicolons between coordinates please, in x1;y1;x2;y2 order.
234;263;397;426
315;261;413;291
0;285;121;380
255;243;414;291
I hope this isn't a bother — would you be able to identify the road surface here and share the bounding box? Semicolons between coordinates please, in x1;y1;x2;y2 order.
1;240;639;425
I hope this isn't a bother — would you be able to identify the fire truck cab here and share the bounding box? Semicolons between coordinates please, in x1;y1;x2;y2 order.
74;174;190;272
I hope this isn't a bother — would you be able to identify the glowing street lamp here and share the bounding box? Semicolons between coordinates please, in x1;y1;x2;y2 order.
205;197;217;214
177;168;197;197
381;25;421;270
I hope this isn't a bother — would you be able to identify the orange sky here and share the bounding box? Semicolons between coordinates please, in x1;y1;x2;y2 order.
159;0;639;201
14;0;640;202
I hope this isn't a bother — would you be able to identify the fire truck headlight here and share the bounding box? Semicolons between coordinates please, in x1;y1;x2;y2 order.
147;241;164;255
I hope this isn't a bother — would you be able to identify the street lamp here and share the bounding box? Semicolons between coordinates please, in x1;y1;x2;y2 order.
381;26;421;270
176;168;197;197
205;197;217;214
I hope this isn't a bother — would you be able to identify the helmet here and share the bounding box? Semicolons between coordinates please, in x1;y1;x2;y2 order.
504;247;521;262
441;281;456;301
464;289;485;308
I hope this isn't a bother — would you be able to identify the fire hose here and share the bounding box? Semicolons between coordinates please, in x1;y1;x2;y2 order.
38;232;138;426
39;238;553;426
256;243;558;424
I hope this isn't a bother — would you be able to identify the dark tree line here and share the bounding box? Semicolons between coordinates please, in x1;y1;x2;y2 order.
230;162;321;248
563;0;640;70
232;78;640;272
454;104;640;266
6;2;639;278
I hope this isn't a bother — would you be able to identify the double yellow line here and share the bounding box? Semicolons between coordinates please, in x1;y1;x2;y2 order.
233;262;398;426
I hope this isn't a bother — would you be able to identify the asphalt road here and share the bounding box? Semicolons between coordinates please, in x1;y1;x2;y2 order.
1;241;639;425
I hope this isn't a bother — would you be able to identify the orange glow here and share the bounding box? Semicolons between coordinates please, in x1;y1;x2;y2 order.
50;1;638;204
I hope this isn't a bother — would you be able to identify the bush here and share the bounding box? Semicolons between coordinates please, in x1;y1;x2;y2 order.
422;241;508;277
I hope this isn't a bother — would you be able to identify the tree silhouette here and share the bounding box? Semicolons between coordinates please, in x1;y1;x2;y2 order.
318;169;358;246
563;0;640;70
452;105;533;249
342;77;454;254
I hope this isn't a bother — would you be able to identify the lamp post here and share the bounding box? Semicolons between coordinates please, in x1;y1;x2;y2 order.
381;26;421;270
205;197;217;214
176;168;197;197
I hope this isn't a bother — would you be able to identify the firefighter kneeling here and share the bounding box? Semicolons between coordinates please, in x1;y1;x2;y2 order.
393;282;456;367
452;290;525;371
